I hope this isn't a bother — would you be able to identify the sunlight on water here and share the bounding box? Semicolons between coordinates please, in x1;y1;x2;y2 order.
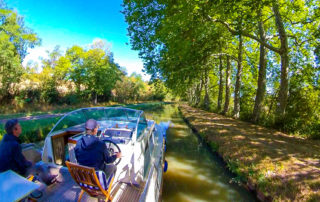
172;192;208;202
173;130;189;137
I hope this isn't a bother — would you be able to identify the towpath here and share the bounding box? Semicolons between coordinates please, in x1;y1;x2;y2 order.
179;104;320;201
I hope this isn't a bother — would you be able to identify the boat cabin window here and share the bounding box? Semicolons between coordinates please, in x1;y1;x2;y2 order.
82;108;106;121
104;128;132;138
143;132;155;178
137;114;147;139
52;110;86;133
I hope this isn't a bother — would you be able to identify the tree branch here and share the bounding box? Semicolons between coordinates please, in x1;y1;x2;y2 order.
207;15;281;53
288;35;312;46
263;15;274;23
210;53;238;62
266;34;279;40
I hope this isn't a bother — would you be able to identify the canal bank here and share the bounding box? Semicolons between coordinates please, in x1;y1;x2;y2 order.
179;104;320;201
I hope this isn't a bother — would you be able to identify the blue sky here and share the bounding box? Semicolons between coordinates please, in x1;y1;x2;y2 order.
6;0;149;79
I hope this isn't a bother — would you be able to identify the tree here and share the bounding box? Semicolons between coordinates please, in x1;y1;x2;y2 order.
0;7;39;102
223;56;231;115
123;0;320;137
252;8;268;123
217;55;224;112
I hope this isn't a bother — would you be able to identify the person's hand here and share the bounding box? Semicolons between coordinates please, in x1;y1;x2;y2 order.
115;152;122;158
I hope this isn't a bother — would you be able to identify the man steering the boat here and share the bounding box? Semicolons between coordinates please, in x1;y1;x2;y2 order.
75;119;121;175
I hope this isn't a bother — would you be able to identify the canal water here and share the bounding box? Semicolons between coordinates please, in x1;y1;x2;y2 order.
145;104;256;202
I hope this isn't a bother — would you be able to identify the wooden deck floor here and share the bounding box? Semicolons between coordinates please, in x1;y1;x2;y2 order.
36;167;144;202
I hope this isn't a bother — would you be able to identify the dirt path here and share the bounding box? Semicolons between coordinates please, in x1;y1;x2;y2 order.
0;113;65;124
179;104;320;201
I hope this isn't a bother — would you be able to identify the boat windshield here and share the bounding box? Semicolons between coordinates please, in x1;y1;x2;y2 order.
49;107;143;135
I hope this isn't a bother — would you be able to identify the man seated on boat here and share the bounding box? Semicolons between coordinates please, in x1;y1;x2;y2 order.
0;119;58;185
75;119;121;176
0;119;32;175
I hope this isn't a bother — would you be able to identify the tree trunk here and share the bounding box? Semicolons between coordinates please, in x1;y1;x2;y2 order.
223;56;231;115
217;55;224;112
191;85;197;104
195;74;204;106
94;92;98;104
204;67;210;110
233;34;243;118
252;10;267;123
273;0;289;125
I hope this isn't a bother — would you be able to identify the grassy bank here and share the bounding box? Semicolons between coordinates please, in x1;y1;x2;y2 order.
179;104;320;201
0;102;167;142
0;117;61;142
0;101;121;120
0;101;169;120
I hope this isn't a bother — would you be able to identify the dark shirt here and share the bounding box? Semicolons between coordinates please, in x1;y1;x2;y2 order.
0;134;32;175
75;134;116;171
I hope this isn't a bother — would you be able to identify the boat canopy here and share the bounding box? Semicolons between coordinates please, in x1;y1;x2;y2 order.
48;107;145;136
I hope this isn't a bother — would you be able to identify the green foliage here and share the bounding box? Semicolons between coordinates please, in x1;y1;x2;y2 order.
113;74;145;103
64;44;122;103
123;0;320;138
40;80;60;104
285;84;320;139
226;159;246;184
0;8;40;101
209;141;219;152
149;79;168;101
58;93;81;105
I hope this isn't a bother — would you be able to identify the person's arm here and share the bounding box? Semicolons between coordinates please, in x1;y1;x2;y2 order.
13;143;32;175
102;143;117;164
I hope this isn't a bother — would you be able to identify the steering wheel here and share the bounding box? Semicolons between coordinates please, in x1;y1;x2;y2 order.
104;139;121;165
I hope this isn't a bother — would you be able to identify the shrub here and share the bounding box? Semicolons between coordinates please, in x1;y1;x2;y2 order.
58;93;81;105
284;85;320;138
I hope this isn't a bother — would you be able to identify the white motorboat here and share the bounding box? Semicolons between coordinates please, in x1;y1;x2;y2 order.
27;107;168;202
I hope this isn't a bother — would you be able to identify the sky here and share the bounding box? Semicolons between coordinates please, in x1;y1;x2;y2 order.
6;0;149;80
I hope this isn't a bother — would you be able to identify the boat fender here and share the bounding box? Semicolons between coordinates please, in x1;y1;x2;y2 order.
164;160;168;172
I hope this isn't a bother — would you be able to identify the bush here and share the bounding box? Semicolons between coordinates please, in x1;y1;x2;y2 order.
58;93;81;105
284;85;320;138
41;81;60;104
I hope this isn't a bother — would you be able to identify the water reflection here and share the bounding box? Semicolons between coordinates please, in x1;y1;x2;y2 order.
145;105;256;202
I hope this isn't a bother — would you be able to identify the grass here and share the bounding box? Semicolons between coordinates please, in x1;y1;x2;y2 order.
0;101;168;120
179;104;320;201
0;117;61;143
0;103;77;119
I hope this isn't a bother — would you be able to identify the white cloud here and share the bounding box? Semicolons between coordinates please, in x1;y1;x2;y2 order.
22;47;49;67
115;59;150;81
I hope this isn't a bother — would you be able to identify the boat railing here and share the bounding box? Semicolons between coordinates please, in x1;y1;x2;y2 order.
139;124;165;202
138;161;162;202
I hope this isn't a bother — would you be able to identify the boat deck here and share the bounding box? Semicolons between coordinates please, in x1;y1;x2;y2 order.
36;167;144;202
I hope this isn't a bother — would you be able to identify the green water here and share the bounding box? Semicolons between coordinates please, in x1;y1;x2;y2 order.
145;104;256;202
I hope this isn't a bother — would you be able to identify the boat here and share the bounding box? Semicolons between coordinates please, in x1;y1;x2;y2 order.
23;107;168;202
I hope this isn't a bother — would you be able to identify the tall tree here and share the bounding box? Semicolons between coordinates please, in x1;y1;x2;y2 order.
223;56;231;115
233;34;243;118
217;55;224;111
0;7;39;101
252;8;267;123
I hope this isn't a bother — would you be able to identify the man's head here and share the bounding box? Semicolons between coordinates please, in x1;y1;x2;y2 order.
85;119;99;135
5;119;22;137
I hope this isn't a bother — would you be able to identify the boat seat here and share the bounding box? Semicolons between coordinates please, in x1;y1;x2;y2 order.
66;161;115;202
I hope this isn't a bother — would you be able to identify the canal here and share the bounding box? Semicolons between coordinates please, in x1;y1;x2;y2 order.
145;104;256;202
